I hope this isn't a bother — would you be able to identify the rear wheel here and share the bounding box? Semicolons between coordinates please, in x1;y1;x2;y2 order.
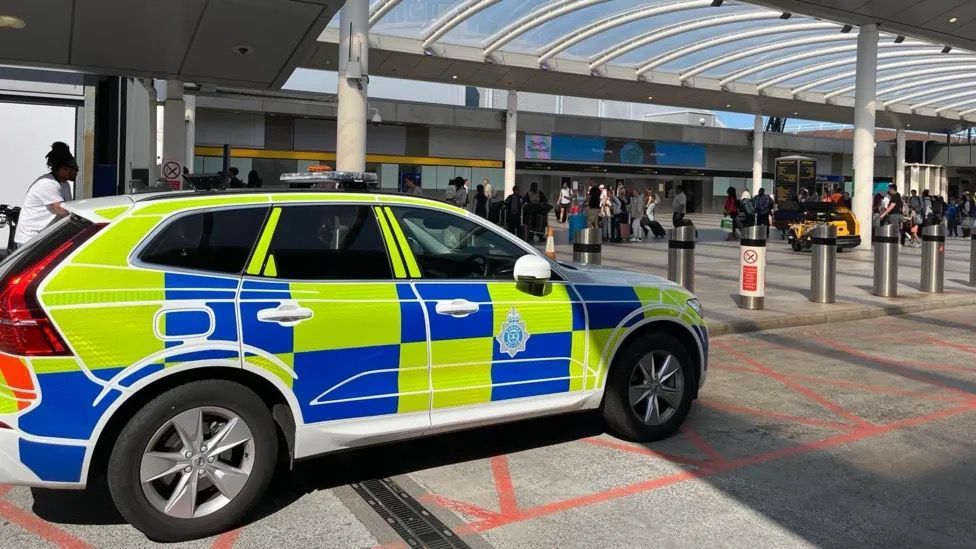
107;380;278;542
602;333;696;441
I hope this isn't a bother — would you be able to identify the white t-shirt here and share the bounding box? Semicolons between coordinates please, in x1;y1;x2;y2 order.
15;174;73;245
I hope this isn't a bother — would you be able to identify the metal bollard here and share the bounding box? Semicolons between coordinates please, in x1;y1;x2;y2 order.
738;225;766;310
920;223;946;293
810;224;837;303
667;225;696;291
872;223;899;297
573;228;602;265
970;233;976;287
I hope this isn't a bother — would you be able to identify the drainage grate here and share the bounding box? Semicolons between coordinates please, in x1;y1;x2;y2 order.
352;478;471;549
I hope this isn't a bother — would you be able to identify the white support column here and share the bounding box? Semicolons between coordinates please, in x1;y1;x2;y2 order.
184;94;196;174
146;80;159;183
752;113;763;195
79;85;96;199
895;128;906;196
504;89;518;197
162;80;186;175
336;0;369;172
852;23;879;251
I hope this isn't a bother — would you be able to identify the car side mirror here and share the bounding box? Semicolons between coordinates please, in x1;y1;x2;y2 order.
513;255;551;296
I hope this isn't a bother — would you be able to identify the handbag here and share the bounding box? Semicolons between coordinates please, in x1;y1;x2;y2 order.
720;216;734;232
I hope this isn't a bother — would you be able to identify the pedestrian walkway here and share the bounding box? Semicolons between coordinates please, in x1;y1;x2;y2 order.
545;214;976;335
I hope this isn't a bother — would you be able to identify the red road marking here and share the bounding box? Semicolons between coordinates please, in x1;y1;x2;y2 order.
459;403;976;533
491;456;518;514
0;499;93;549
699;400;854;431
679;426;726;464
582;437;709;468
821;340;976;401
923;336;976;362
713;341;873;428
212;527;243;549
420;494;499;521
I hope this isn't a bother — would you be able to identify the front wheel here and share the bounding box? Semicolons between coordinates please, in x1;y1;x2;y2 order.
108;380;278;542
602;333;696;441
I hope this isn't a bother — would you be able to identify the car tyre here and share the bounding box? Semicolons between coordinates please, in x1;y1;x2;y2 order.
107;380;278;542
602;333;696;442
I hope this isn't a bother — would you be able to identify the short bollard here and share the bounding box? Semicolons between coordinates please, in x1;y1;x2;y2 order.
810;224;837;303
970;233;976;287
872;223;899;297
573;228;601;265
920;224;945;293
667;225;696;292
739;225;766;310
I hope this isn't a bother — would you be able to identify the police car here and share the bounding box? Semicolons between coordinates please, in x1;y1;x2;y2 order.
0;177;707;540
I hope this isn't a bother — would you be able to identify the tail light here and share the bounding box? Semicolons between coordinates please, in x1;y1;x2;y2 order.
0;221;104;356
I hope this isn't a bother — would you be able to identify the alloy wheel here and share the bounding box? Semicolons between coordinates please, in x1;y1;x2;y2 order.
628;352;684;426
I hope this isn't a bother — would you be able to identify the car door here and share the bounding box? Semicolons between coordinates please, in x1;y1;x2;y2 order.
237;203;430;445
383;205;586;428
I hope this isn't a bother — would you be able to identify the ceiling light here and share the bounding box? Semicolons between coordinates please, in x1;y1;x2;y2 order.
894;35;905;43
451;74;458;79
949;17;958;23
841;25;853;33
793;112;798;115
0;15;25;29
780;12;792;19
943;45;953;53
647;96;653;100
710;0;723;6
906;124;911;128
726;104;731;108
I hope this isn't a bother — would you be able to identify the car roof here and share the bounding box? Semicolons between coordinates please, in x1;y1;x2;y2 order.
66;189;466;223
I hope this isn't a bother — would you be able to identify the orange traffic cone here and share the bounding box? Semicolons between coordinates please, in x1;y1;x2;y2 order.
545;226;556;260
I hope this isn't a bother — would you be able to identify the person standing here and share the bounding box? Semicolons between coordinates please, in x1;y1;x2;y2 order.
450;177;468;209
503;185;524;236
879;184;905;245
558;181;572;223
723;186;740;241
609;186;624;243
473;184;488;219
586;184;601;228
752;187;773;236
946;199;960;237
672;185;687;227
628;187;644;242
13;142;77;251
907;189;922;216
227;167;244;188
246;169;262;188
403;175;423;196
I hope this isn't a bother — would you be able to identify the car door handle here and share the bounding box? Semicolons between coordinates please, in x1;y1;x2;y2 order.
435;299;480;318
257;303;314;326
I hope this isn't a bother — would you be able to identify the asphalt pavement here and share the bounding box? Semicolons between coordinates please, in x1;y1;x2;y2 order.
3;306;975;548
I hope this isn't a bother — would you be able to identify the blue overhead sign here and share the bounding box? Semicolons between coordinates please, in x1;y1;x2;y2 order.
533;134;706;167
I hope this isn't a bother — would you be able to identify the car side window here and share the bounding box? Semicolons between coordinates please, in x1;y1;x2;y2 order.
140;207;269;274
389;206;527;280
263;204;392;280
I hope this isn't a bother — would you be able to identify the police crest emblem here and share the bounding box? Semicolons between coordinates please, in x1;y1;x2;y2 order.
496;307;530;358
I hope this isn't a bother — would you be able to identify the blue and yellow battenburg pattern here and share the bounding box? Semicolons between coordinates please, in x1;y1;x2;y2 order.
0;193;706;484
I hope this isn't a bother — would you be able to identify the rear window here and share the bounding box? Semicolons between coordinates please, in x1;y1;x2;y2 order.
0;215;93;284
139;207;269;274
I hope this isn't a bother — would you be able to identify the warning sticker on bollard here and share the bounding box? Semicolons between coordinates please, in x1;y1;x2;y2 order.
740;244;766;297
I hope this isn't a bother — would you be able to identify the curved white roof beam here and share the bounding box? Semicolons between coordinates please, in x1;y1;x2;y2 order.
589;9;785;73
679;33;856;82
719;43;874;88
637;21;836;77
537;0;715;66
958;105;976;116
886;81;976;107
369;0;402;27
912;89;976;110
483;0;611;59
746;46;941;93
934;97;976;115
877;70;976;98
422;0;502;51
822;56;976;98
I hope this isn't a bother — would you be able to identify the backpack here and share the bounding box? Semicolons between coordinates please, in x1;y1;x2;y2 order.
741;197;756;216
931;197;944;217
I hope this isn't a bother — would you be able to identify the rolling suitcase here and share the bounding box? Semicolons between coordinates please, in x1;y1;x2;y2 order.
649;220;666;238
568;213;587;242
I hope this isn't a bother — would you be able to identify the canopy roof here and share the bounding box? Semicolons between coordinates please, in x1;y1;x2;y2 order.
304;0;976;131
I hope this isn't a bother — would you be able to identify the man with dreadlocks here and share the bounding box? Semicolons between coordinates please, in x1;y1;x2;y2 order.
13;141;77;250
